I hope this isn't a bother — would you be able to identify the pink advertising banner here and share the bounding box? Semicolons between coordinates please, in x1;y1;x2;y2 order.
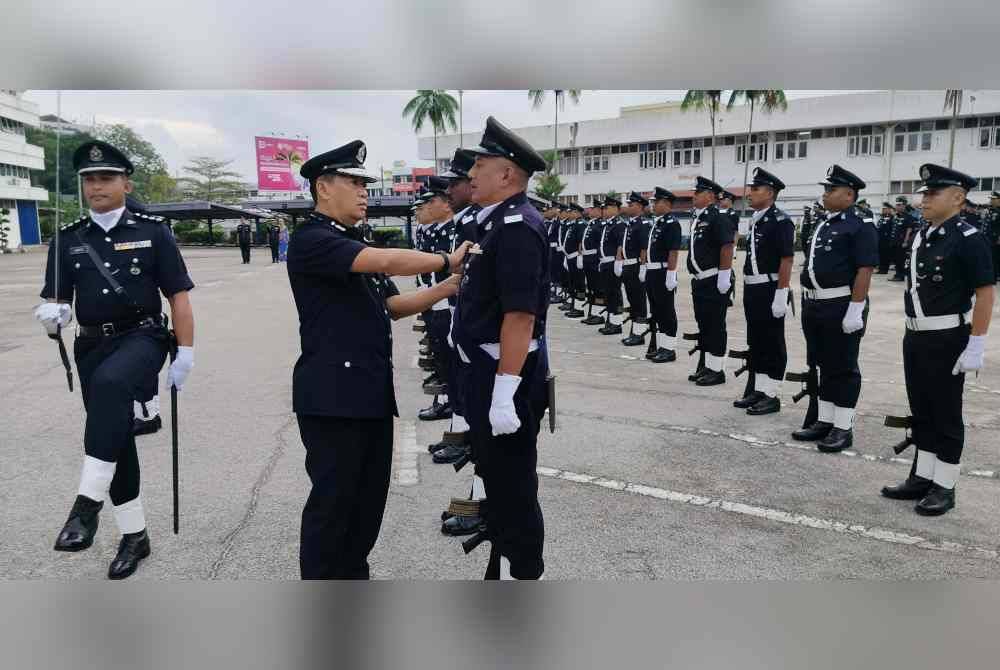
254;136;310;191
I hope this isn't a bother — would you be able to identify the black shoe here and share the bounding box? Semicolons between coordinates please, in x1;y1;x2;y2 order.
621;334;645;346
915;484;956;516
881;475;933;500
791;421;833;442
598;324;623;335
441;514;483;536
428;431;468;454
696;370;726;386
733;391;766;409
817;427;853;452
581;315;605;325
565;309;584;318
108;530;151;580
433;443;470;464
132;415;162;437
419;403;452;421
688;369;707;382
649;348;676;364
888;276;905;282
747;396;781;416
557;303;571;311
54;495;103;552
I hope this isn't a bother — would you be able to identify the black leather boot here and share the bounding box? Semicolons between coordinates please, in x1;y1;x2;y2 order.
54;495;103;552
419;402;452;421
915;484;956;516
649;348;676;364
791;421;833;442
817;427;853;452
696;370;726;386
747;396;781;416
108;530;151;580
733;391;765;409
881;475;933;500
621;333;645;346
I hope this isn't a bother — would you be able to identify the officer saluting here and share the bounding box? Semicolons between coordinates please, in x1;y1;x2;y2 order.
454;117;550;580
687;176;736;385
792;165;878;452
881;164;995;515
34;140;196;579
236;217;253;264
286;140;470;579
641;187;682;362
733;168;795;415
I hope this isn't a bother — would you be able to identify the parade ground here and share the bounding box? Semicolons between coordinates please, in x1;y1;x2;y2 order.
2;246;999;580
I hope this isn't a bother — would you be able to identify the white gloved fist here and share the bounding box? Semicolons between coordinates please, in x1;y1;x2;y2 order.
841;301;866;334
665;270;678;291
638;266;647;283
771;287;789;319
167;346;194;391
716;269;732;295
613;260;623;277
576;255;583;270
34;302;72;335
952;335;986;375
489;373;522;436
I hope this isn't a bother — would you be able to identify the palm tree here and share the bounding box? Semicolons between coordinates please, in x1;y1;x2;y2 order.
944;89;963;168
529;90;582;175
727;90;788;211
681;90;724;180
457;90;463;148
402;90;459;174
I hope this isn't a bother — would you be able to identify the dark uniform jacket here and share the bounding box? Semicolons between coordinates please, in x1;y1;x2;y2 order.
800;206;879;291
600;216;626;266
622;216;650;263
646;214;682;265
744;205;795;277
581;217;603;270
687;204;736;292
236;222;252;246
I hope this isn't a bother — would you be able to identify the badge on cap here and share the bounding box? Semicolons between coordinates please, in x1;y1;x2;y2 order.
827;166;835;178
356;144;366;163
921;166;931;180
130;266;141;275
90;146;103;161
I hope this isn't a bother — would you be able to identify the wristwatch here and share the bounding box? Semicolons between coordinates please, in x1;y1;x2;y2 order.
437;250;450;273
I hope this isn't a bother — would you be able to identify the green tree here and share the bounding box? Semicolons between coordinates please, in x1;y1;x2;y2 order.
533;150;567;201
943;89;963;168
95;124;171;202
681;90;725;180
176;157;246;243
146;172;180;202
25;127;96;197
726;90;787;211
528;90;582;176
402;90;459;173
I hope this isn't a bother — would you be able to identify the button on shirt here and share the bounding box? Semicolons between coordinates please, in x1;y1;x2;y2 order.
41;209;193;326
646;215;682;263
286;211;400;418
903;216;994;318
743;205;795;276
800;207;879;290
686;204;736;275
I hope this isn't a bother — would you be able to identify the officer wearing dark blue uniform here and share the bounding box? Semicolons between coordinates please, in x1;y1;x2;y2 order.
881;164;995;516
236;218;252;264
792;165;878;452
890;196;920;281
561;202;587;318
687;176;736;386
988;191;1000;282
642;187;682;363
286;140;470;579
454;117;550;580
35;140;195;580
580;199;606;325
619;192;650;346
267;221;281;263
600;196;626;335
718;191;743;249
545;203;563;302
733;168;795;416
876;201;895;274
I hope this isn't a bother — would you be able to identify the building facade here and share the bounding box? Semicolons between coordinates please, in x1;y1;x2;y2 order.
1;90;48;249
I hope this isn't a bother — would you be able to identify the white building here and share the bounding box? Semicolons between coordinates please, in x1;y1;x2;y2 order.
419;90;1000;224
1;90;48;249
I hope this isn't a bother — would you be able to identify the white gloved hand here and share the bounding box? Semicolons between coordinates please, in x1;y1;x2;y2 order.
638;266;647;283
167;346;194;391
841;300;866;334
716;269;732;295
613;260;623;277
952;335;986;375
34;302;72;335
576;255;583;270
563;256;569;271
489;374;522;436
771;287;789;319
665;270;678;291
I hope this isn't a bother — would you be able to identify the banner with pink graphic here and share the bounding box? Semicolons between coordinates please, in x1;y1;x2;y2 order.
255;136;309;191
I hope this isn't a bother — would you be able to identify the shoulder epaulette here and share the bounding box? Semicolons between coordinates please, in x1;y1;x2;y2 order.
957;221;979;237
134;212;166;223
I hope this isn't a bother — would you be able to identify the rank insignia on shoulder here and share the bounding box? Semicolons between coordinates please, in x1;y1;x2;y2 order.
469;243;484;255
504;214;523;223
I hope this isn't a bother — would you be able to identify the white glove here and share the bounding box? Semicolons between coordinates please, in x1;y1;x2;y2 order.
576;255;583;270
34;302;72;335
771;287;789;319
665;270;678;291
613;260;623;277
841;301;866;334
952;335;986;375
638;266;647;283
167;346;194;391
489;374;522;436
716;269;732;295
563;256;569;271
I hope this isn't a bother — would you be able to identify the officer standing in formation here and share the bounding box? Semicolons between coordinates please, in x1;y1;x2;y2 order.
267;220;281;263
453;117;550;580
687;176;736;386
545;203;565;302
988;191;1000;282
876;201;895;274
640;187;682;363
236;217;253;264
799;205;813;261
792;165;878;452
961;198;982;229
619;191;650;346
732;168;795;416
889;196;920;281
286;139;470;579
881;164;994;515
599;196;626;335
579;199;606;325
560;202;586;318
35;140;196;579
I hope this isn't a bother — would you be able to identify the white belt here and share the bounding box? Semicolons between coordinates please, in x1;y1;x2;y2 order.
905;311;972;332
802;286;851;300
600;256;614;263
645;262;666;270
743;273;778;285
582;249;597;256
566;252;579;259
479;339;540;360
549;242;558;248
622;258;638;266
693;268;719;280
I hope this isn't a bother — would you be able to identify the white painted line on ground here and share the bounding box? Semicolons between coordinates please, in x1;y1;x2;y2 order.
536;465;1000;563
393;420;420;486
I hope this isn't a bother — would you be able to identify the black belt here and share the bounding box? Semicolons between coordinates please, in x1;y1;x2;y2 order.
78;315;165;338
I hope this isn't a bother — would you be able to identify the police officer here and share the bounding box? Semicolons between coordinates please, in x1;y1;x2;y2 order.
267;220;281;263
561;202;587;318
962;198;982;229
718;191;743;249
687;176;736;386
988;191;1000;282
358;219;375;244
890;196;919;281
881;164;995;515
547;203;565;303
733;168;795;415
642;187;682;363
287;139;470;579
236;217;253;264
800;205;813;260
792;165;878;452
619;191;650;345
600;196;626;335
455;116;549;580
34;140;195;579
579;199;606;325
876;201;895;274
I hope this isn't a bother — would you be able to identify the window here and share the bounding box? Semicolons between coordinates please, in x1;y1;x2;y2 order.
584;147;609;172
978;116;1000;149
737;133;769;163
847;125;885;157
639;142;668;169
890;180;920;195
0;117;26;135
672;139;702;167
557;149;579;175
893;120;936;153
555;195;578;205
978;177;995;192
0;163;31;179
810;129;823;139
774;131;808;161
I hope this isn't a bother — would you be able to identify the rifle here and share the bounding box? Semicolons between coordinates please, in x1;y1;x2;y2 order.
884;415;915;455
728;349;754;399
785;366;819;428
683;331;705;376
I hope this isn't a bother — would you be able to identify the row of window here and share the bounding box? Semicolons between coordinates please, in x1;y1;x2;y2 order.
0;117;26;136
887;176;1000;195
0;163;32;179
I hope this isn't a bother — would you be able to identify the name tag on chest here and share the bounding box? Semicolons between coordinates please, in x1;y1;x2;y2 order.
113;240;152;251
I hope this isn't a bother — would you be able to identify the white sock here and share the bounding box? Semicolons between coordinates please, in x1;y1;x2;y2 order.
657;333;676;350
933;461;960;489
767;376;783;399
754;374;772;397
113;495;146;534
451;413;470;433
471;475;486;500
148;394;160;417
499;556;514;581
833;405;855;430
915;449;936;480
78;455;116;502
705;353;724;372
609;313;623;326
818;400;835;424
